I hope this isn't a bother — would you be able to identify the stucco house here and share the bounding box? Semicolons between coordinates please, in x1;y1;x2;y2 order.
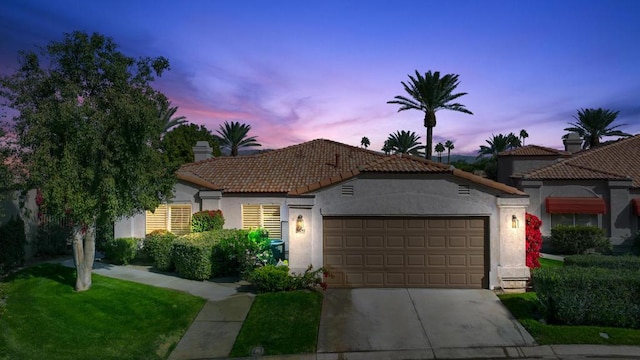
115;139;530;290
499;133;640;252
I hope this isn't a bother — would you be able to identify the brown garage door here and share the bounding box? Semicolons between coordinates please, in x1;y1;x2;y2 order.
323;217;488;288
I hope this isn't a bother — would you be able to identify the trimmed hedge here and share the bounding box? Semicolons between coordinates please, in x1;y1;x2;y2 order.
211;230;255;277
564;254;640;270
144;230;177;271
532;266;640;328
0;216;26;275
550;225;610;255
104;237;140;265
171;237;214;280
191;210;224;233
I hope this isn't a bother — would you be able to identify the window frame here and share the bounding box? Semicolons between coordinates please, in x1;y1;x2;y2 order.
550;213;600;227
145;203;192;235
242;204;282;239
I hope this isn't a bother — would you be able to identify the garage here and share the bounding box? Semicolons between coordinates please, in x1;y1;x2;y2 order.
323;216;488;289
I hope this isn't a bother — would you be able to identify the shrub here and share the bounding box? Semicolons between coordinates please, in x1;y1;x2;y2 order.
104;237;139;265
564;254;640;270
532;266;640;328
171;237;214;280
248;265;330;293
550;225;610;255
211;230;255;277
36;222;72;257
526;213;543;268
191;209;224;233
0;216;26;275
631;231;640;256
247;228;274;265
144;230;177;271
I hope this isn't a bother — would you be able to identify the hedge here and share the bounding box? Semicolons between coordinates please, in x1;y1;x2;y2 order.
550;225;610;255
532;266;640;328
564;254;640;270
211;230;254;277
104;237;140;265
171;237;214;280
144;230;177;271
191;209;224;233
0;216;26;275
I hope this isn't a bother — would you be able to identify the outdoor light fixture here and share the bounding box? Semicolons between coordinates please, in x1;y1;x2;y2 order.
512;215;519;229
296;215;305;233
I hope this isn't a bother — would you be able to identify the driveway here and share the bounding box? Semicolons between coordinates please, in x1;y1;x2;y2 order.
317;288;535;354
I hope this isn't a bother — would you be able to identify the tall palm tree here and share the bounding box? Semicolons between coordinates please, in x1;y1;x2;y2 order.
444;139;455;163
384;130;424;156
387;70;473;159
519;129;529;146
435;142;445;163
564;108;632;149
382;140;392;155
360;136;370;149
159;101;187;134
477;133;520;159
216;121;261;156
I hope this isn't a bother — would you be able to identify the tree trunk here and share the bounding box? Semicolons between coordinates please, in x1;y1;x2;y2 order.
426;126;433;160
72;222;96;291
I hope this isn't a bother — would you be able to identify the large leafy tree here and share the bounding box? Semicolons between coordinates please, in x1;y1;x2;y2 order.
564;108;632;149
0;31;178;291
159;101;187;134
387;70;473;159
216;121;261;156
161;123;221;164
384;130;424;156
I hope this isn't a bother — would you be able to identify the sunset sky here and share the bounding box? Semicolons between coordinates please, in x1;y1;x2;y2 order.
1;0;639;155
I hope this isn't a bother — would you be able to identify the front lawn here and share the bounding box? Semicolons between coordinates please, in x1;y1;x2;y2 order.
230;290;323;357
499;292;640;345
0;264;205;360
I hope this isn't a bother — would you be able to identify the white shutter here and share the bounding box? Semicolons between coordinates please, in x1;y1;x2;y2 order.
242;205;261;230
169;205;192;235
262;205;281;239
146;204;168;234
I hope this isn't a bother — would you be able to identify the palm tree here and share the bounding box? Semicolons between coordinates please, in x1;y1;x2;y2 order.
444;140;455;163
360;136;370;149
384;130;424;156
216;121;261;156
519;129;529;146
435;142;445;162
159;101;187;134
382;140;392;155
477;133;520;159
387;70;473;159
564;108;632;149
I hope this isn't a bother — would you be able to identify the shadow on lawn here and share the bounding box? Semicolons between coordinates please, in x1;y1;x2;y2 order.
6;263;76;288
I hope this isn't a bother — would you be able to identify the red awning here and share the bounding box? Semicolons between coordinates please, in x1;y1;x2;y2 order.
545;197;607;214
632;198;640;215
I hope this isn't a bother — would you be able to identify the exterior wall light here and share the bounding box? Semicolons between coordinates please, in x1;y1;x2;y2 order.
296;215;305;233
512;215;519;229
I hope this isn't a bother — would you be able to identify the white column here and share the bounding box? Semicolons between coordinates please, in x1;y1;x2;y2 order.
496;197;530;293
286;197;315;272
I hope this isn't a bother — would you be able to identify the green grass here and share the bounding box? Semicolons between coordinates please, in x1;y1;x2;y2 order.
230;290;323;357
0;264;205;360
539;257;564;268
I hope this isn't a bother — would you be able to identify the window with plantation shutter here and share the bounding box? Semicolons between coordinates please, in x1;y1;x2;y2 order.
242;204;281;239
145;204;192;235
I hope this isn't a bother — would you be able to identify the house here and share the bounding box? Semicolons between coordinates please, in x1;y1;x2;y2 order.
115;139;531;291
499;133;640;252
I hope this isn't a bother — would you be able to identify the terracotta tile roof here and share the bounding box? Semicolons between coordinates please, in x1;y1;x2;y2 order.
520;135;640;187
498;145;570;157
177;139;525;196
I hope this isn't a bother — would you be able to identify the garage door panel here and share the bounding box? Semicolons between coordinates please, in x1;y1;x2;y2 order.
324;217;487;289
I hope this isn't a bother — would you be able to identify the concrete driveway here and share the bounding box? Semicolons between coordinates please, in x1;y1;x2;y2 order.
317;288;535;356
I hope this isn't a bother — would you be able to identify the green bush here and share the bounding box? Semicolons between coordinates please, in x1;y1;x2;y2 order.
248;265;330;293
247;228;274;265
550;225;610;255
104;237;139;265
144;230;177;271
191;210;224;233
532;266;640;328
565;254;640;270
211;230;256;277
36;222;72;257
171;238;213;280
631;231;640;256
0;216;26;275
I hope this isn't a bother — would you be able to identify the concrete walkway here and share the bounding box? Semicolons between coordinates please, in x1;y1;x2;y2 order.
54;259;640;360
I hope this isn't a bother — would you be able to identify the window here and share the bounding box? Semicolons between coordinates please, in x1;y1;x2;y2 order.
550;213;598;227
146;204;192;235
242;204;281;239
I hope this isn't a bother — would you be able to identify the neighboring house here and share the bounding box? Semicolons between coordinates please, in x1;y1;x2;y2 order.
115;139;530;291
501;134;640;252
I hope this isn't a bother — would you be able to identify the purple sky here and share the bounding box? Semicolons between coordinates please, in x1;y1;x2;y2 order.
2;0;640;155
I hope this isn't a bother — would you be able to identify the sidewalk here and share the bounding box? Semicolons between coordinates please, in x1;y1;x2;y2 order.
56;259;640;360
